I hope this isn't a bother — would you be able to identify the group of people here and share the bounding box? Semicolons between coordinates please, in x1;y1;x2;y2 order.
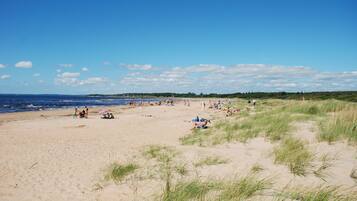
192;116;211;129
74;106;89;118
101;112;115;119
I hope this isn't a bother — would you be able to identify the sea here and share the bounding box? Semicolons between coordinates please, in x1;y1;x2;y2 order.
0;94;158;113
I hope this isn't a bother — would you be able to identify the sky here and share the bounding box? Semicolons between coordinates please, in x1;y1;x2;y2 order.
0;0;356;94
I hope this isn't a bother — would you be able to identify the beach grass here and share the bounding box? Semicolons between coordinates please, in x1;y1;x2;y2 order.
181;99;357;146
250;164;264;174
161;180;219;201
194;156;229;167
319;110;357;144
105;162;138;182
273;137;313;176
161;175;272;201
218;176;272;201
275;186;357;201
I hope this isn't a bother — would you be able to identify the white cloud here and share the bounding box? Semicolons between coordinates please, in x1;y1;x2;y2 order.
1;74;11;79
81;67;89;72
55;71;107;87
15;61;32;68
56;69;62;73
33;73;40;77
78;77;107;85
0;64;6;68
121;63;153;70
119;64;357;92
58;64;73;68
57;72;80;78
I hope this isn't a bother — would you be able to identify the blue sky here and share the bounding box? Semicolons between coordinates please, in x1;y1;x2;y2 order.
0;0;356;94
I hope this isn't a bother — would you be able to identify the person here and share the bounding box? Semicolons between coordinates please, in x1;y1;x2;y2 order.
252;100;256;107
74;107;78;118
85;106;89;118
194;118;210;129
79;110;86;118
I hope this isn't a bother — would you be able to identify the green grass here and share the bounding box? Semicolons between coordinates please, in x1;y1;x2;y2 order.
180;128;213;146
275;186;357;201
175;164;188;176
161;180;219;201
160;175;272;201
143;144;177;160
194;156;229;167
274;137;313;176
218;176;272;201
142;145;181;196
250;164;264;174
180;99;357;146
319;110;357;144
105;163;138;182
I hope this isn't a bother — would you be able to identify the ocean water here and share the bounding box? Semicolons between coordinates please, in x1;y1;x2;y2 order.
0;94;157;113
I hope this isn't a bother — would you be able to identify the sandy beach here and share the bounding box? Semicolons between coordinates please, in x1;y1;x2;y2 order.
0;100;356;201
0;100;213;201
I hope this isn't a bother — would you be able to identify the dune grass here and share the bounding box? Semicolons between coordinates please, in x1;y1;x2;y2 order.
319;110;357;144
181;99;357;146
275;186;357;201
218;176;272;201
105;163;138;182
194;156;229;167
250;164;264;174
161;180;219;201
274;137;313;176
143;145;184;196
143;144;177;160
160;175;271;201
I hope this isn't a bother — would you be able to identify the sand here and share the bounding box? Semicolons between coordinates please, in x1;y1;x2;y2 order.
0;100;356;201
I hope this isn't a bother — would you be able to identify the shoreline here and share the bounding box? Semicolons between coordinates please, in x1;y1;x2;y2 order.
0;104;132;125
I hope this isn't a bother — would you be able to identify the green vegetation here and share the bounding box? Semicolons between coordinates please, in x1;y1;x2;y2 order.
161;175;271;201
194;156;229;167
274;137;313;176
319;110;357;144
175;164;188;176
161;180;219;201
250;164;264;174
143;144;177;160
88;91;357;102
105;163;138;182
275;186;357;201
180;99;357;146
142;145;183;197
218;176;272;201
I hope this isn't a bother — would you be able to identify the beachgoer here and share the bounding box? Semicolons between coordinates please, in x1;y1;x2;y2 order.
74;107;78;118
85;106;89;118
79;110;86;118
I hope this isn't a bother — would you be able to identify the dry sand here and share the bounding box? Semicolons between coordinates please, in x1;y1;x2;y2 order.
0;100;356;201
